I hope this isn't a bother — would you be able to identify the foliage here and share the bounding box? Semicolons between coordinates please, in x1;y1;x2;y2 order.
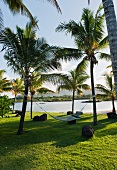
95;73;116;112
0;70;11;93
0;113;117;169
0;95;13;118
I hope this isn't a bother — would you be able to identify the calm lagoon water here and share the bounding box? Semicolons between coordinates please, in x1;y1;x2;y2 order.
14;100;117;113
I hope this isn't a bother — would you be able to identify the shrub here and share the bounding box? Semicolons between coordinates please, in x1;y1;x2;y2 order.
0;95;13;118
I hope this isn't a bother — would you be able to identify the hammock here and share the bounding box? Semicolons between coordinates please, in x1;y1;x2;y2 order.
35;102;86;122
50;111;82;122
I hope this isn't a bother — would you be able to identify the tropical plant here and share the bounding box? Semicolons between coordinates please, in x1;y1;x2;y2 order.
95;73;116;113
11;78;24;112
0;70;11;93
56;5;109;125
0;95;13;118
41;59;90;114
56;60;90;114
0;0;61;26
29;72;55;119
0;21;61;134
88;0;117;99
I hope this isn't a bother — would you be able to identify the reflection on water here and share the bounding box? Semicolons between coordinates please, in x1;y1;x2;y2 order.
14;100;117;113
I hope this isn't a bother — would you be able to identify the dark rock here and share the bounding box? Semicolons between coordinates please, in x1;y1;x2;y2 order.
82;125;94;138
39;114;47;121
14;110;22;116
33;116;40;121
68;119;76;125
107;112;117;119
67;111;73;115
33;114;47;121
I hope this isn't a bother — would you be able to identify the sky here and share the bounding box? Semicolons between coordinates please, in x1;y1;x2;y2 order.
0;0;117;96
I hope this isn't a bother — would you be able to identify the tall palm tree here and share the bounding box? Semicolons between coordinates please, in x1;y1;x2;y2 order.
56;5;109;125
57;60;90;114
95;73;116;113
41;59;90;114
0;70;11;93
0;21;61;134
0;9;3;30
1;0;61;26
88;0;117;98
29;72;55;119
11;78;24;112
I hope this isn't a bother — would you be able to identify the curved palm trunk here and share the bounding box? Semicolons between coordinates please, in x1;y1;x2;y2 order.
17;84;28;135
90;58;97;125
72;90;75;114
30;93;33;119
111;94;116;113
102;0;117;95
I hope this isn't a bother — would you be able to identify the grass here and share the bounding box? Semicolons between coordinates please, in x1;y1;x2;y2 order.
0;112;117;170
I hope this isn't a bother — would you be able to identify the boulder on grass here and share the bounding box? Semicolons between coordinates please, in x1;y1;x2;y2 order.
82;125;94;138
39;114;47;121
33;116;40;121
33;114;47;121
107;112;117;119
67;111;73;115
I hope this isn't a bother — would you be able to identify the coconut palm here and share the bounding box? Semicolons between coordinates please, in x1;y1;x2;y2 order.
0;70;11;93
11;78;24;112
0;21;61;134
29;72;55;119
57;59;90;114
56;5;109;125
0;0;61;26
95;73;116;113
88;0;117;97
0;9;3;30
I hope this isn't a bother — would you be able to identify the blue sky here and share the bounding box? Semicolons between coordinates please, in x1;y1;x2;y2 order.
0;0;117;93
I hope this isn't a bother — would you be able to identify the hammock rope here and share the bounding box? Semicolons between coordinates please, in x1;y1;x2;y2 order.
35;102;87;122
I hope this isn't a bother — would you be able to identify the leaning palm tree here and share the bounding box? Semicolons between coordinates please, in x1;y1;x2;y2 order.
56;5;109;125
95;73;116;113
0;70;11;93
88;0;117;97
29;72;55;119
11;78;24;112
1;0;61;26
0;21;61;134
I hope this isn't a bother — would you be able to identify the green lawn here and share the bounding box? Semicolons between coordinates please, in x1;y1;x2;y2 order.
0;112;117;170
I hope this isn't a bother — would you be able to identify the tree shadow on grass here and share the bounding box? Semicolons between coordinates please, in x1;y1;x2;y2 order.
0;114;117;151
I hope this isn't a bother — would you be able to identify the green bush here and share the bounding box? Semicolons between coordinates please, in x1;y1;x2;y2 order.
0;95;13;118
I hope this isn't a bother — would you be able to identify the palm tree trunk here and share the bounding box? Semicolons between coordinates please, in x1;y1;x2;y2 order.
30;94;33;119
72;91;75;114
90;58;97;125
17;84;28;135
111;95;116;113
102;0;117;95
13;95;16;112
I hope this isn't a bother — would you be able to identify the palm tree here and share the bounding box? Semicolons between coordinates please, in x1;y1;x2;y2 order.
11;78;24;112
56;5;109;125
0;0;61;26
88;0;117;98
29;72;55;119
41;59;90;114
57;60;90;114
0;9;3;30
0;21;61;134
0;70;11;93
95;73;116;113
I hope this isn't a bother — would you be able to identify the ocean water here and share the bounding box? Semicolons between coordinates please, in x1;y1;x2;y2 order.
14;100;117;113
